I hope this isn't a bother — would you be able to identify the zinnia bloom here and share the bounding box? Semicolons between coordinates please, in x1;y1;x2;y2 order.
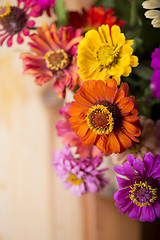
30;0;55;17
77;24;139;85
111;116;160;166
56;102;102;158
69;79;141;155
0;0;38;47
114;152;160;222
151;46;160;98
20;23;83;98
52;146;108;196
142;0;160;28
69;6;124;34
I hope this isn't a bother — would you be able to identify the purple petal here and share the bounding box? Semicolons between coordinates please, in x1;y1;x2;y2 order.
150;154;160;178
154;200;160;218
118;198;133;214
116;176;133;188
139;205;155;222
114;163;135;179
143;152;154;176
114;188;130;202
128;204;141;220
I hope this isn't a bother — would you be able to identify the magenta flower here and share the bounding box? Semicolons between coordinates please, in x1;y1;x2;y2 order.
151;46;160;99
52;146;108;196
114;152;160;222
30;0;55;17
56;103;102;158
0;0;39;47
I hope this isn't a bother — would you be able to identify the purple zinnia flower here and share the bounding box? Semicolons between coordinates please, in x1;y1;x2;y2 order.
151;46;160;99
114;152;160;222
0;0;38;47
52;146;108;196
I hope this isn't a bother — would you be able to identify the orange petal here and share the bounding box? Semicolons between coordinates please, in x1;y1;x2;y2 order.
74;94;93;106
106;78;117;92
96;135;108;154
114;88;125;103
120;82;129;96
94;80;108;100
120;101;134;115
121;128;139;142
107;132;120;154
105;86;115;103
115;131;132;149
82;130;97;147
124;116;140;122
122;120;137;133
77;122;89;137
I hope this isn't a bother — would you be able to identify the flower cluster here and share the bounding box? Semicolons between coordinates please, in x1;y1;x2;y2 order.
1;0;160;223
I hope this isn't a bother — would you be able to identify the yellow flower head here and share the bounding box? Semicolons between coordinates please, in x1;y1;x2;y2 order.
77;24;139;85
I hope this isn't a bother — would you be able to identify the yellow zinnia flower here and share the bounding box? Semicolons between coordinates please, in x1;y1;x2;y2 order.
77;24;139;85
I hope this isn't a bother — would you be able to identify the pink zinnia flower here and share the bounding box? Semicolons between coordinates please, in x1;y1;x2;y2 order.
0;0;38;47
20;23;83;98
30;0;55;17
56;103;102;158
52;146;108;196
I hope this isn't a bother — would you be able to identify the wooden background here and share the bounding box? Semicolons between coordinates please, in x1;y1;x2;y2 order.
0;0;141;239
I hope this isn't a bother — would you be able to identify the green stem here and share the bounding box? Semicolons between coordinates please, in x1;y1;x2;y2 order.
130;0;137;27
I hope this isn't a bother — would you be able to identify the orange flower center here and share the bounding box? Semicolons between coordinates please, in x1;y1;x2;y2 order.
86;104;114;135
44;49;70;71
0;2;11;18
67;173;83;185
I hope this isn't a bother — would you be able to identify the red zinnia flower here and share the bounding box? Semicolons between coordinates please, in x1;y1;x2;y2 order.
69;79;141;155
20;23;83;98
69;6;125;34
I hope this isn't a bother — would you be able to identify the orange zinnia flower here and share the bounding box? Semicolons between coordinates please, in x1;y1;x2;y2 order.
69;79;141;155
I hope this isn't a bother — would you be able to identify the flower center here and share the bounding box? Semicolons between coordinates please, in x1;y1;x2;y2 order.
0;4;28;34
129;181;157;207
44;49;70;71
67;173;83;185
0;2;11;18
96;45;120;68
86;104;114;135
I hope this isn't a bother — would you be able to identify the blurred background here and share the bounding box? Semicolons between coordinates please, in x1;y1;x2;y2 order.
0;0;159;239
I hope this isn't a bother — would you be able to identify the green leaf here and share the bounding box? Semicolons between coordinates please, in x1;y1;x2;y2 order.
54;0;68;28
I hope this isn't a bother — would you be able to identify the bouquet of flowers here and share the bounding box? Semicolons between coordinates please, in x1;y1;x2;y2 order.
1;0;160;223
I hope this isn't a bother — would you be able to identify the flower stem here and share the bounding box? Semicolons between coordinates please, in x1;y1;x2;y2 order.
130;1;137;27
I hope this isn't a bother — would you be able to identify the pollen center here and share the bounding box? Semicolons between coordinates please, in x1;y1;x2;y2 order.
129;181;157;207
96;45;119;67
44;49;70;71
86;104;114;135
67;173;83;185
0;2;11;18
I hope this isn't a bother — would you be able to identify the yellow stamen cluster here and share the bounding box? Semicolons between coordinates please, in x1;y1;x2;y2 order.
129;181;157;207
0;2;11;18
44;49;69;71
96;44;120;67
67;173;83;185
86;104;114;135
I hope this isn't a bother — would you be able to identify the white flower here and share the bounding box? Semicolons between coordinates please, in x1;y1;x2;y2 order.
142;0;160;27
